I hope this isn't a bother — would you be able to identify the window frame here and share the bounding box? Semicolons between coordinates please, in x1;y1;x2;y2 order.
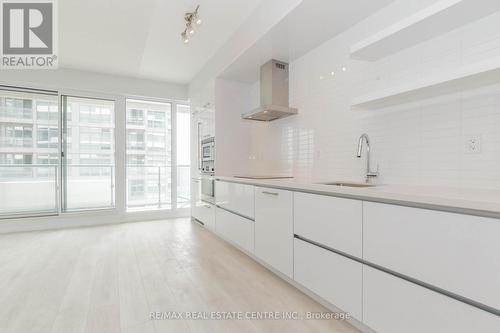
0;85;190;220
0;86;60;219
60;93;117;213
125;98;189;212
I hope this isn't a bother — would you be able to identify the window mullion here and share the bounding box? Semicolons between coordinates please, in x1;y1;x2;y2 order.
171;102;178;211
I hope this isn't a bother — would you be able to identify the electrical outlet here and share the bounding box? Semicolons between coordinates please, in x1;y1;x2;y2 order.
465;136;481;154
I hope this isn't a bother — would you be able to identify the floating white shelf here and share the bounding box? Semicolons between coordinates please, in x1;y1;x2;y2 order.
351;57;500;109
351;0;500;61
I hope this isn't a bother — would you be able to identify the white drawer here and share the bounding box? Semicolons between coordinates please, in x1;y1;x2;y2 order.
363;265;500;333
294;238;362;320
363;202;500;310
255;187;293;278
193;201;215;230
215;207;254;254
215;181;254;219
294;192;362;257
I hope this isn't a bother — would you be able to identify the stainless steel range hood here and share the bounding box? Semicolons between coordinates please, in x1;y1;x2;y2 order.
242;60;298;121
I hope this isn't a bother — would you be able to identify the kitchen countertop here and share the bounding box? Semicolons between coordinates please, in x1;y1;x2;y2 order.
215;176;500;219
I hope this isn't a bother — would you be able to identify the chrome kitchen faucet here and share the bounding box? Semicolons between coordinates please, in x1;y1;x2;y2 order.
357;133;379;183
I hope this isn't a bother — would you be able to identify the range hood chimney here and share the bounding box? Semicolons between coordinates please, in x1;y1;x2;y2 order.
242;60;298;121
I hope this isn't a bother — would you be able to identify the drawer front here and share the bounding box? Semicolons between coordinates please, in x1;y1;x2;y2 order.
215;207;254;254
363;266;500;333
363;202;500;310
192;202;203;222
294;238;362;320
194;201;215;230
255;187;293;278
294;192;362;257
215;181;254;219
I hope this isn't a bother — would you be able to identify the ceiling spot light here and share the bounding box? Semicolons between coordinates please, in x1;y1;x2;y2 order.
181;5;201;44
194;7;202;26
342;66;347;72
181;31;190;43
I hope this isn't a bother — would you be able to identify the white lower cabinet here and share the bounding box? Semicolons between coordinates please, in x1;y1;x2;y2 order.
215;207;254;254
206;185;500;333
193;201;216;230
363;265;500;333
294;238;362;320
294;192;362;257
215;181;255;219
254;187;293;278
363;202;500;310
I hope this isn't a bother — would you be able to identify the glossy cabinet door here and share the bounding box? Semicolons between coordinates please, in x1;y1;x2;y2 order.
215;181;255;219
294;192;362;257
363;202;500;310
294;238;362;320
254;187;293;278
194;201;215;230
191;178;203;221
215;207;254;254
363;265;500;333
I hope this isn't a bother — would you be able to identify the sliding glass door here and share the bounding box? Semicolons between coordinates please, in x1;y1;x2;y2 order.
125;99;191;211
126;99;172;210
0;88;59;217
1;86;189;218
61;96;116;211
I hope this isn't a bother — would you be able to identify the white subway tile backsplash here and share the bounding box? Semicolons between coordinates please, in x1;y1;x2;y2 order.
258;4;500;190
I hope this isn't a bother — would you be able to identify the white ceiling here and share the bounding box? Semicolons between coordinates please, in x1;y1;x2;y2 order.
59;0;264;84
220;0;396;82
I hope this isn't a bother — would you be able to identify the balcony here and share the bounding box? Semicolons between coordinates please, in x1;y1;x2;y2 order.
126;165;190;211
0;164;190;217
0;164;58;217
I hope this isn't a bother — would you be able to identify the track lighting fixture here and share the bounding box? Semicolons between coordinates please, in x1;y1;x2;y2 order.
181;5;201;44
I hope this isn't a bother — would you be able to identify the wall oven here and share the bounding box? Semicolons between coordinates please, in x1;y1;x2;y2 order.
200;136;215;174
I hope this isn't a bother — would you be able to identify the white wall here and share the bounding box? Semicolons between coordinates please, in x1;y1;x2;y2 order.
214;79;254;176
188;0;302;97
0;68;187;101
216;0;500;190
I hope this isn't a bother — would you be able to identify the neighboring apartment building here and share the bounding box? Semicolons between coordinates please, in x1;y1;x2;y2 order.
0;93;114;173
0;92;59;170
125;100;173;210
0;90;189;215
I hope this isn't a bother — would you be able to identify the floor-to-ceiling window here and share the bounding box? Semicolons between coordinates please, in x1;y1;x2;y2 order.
0;86;189;218
126;99;190;211
0;88;59;216
126;99;172;211
62;96;116;211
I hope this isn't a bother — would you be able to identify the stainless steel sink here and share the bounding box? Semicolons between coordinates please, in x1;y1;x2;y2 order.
316;182;376;188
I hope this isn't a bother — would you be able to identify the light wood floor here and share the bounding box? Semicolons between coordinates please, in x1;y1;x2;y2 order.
0;218;361;333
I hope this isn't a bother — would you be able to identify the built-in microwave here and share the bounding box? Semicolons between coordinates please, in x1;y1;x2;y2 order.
200;136;215;174
201;137;215;162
